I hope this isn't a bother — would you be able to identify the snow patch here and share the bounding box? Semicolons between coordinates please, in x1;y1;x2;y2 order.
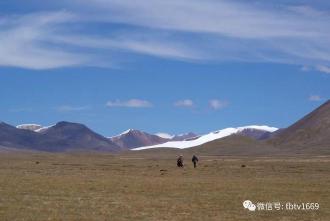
108;129;136;139
16;124;42;128
237;125;278;133
155;132;174;139
16;124;42;131
120;129;134;135
35;125;54;133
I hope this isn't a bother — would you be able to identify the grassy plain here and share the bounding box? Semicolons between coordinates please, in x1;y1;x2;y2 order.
0;152;329;221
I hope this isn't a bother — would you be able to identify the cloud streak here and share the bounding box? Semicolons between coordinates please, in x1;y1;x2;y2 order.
308;95;322;102
106;99;153;108
0;11;92;69
174;99;194;108
316;65;330;74
50;33;202;61
84;0;327;39
71;0;330;68
57;105;90;112
209;99;228;110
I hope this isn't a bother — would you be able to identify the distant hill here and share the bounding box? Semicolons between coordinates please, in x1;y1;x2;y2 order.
133;125;277;150
237;128;272;140
269;100;330;154
41;122;121;152
0;121;120;152
110;129;168;149
187;135;279;156
0;122;44;149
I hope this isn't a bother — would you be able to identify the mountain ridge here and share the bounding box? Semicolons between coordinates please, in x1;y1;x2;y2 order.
133;125;277;150
1;121;120;152
2;100;329;154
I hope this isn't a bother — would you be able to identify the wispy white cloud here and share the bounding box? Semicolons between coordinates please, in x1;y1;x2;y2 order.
174;99;194;108
0;11;92;69
308;95;322;102
50;34;202;61
57;105;90;112
80;0;327;38
209;99;228;110
300;64;330;74
78;0;330;67
106;99;153;108
73;0;330;69
0;10;202;69
1;0;330;69
316;65;330;74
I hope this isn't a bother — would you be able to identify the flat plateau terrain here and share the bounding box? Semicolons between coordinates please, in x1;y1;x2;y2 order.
0;152;329;221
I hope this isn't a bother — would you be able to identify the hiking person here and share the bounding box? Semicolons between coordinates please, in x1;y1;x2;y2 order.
192;155;199;168
177;155;184;168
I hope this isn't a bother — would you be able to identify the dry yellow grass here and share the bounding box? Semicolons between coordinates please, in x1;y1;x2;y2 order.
0;152;329;221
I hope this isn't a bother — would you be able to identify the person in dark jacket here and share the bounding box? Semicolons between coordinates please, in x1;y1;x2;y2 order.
192;155;199;168
177;155;184;167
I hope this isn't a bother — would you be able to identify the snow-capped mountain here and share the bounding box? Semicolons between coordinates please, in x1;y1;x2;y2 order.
109;129;169;149
133;125;278;150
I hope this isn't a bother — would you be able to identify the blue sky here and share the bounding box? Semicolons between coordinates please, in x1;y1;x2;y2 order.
0;0;330;136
